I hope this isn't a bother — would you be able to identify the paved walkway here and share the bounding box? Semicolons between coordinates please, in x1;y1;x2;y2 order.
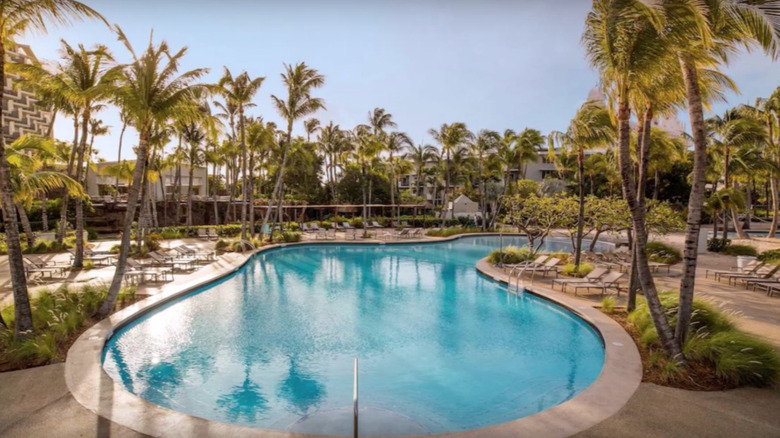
3;231;780;437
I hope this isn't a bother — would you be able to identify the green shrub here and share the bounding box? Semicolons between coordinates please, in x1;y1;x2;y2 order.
601;296;616;314
758;249;780;262
349;217;364;228
561;263;594;278
86;229;98;241
723;244;758;257
144;233;163;251
629;292;778;387
426;226;481;238
487;246;533;265
707;238;732;252
273;231;302;243
646;241;682;264
215;239;229;251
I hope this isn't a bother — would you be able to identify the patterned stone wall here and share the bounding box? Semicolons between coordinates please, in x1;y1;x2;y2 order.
2;44;52;142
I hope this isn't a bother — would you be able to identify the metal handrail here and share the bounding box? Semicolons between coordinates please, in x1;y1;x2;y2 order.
353;357;358;438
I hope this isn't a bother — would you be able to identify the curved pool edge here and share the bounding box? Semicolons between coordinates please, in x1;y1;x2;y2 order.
65;234;638;438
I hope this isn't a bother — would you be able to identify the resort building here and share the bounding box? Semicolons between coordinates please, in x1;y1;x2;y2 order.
2;44;53;142
86;161;209;201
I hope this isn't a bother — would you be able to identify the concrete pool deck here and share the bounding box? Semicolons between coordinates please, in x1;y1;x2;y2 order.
2;232;780;437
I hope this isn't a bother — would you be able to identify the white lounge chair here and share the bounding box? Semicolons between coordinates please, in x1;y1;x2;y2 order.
552;267;609;293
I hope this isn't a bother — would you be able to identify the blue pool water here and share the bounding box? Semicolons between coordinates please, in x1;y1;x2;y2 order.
103;236;606;435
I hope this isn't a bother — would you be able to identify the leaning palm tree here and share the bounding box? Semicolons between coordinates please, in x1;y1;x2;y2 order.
217;68;264;240
262;62;325;239
96;27;206;318
663;0;780;344
0;0;104;336
303;118;320;142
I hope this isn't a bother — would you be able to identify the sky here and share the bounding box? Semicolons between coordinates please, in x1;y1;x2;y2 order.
19;0;780;162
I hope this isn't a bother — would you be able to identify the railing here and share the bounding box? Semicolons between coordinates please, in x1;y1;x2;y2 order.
353;357;359;438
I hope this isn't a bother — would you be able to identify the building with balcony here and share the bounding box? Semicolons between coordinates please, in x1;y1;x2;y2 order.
86;162;209;202
2;44;53;142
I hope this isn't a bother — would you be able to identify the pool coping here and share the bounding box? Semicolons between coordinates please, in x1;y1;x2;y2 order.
65;233;639;438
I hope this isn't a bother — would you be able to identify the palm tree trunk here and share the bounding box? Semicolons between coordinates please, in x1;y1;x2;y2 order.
262;126;293;241
617;96;683;362
73;110;91;268
212;160;219;226
653;170;660;200
769;175;778;238
0;43;33;337
362;163;368;229
98;130;150;318
675;55;708;346
115;121;127;202
18;205;34;248
574;146;585;268
41;195;48;232
628;106;653;311
743;183;752;230
444;151;451;220
58;117;80;245
187;162;195;229
239;108;248;240
478;156;487;231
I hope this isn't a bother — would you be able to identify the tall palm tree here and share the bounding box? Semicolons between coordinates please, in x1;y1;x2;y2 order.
218;68;265;240
469;130;500;230
97;27;206;318
0;0;104;336
753;88;780;236
428;123;473;220
317;122;343;200
85;118;109;187
664;0;780;344
384;131;412;224
262;62;325;239
351;125;384;230
181;123;206;229
549;103;614;269
406;143;437;218
514;128;545;179
303;118;320;142
583;0;684;359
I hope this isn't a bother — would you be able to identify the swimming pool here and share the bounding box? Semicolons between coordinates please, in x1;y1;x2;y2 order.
102;236;606;436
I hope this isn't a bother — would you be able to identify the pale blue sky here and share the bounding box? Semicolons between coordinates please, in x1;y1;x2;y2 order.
20;0;780;161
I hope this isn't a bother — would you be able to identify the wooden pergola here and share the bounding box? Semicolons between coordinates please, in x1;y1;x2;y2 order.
251;203;431;222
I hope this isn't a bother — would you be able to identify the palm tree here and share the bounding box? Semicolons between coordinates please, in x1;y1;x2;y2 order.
351;125;384;230
114;108;130;201
549;103;614;269
0;0;104;336
85;118;110;186
428;123;473;220
384;131;412;224
753;88;780;236
406;143;437;219
583;0;684;359
514;128;545;179
218;68;265;241
262;63;325;239
318;122;343;200
181;123;206;229
469;130;500;230
663;0;780;344
96;27;206;318
303;118;320;142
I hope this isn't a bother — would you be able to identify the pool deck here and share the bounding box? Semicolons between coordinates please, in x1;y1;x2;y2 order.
2;232;780;437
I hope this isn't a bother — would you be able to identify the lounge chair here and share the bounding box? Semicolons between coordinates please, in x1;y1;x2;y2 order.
300;223;310;232
719;263;771;284
729;265;779;286
408;228;423;238
309;223;320;231
345;228;358;240
315;228;327;240
68;248;115;266
370;221;382;229
208;228;219;239
173;245;215;262
148;251;195;272
126;259;173;283
342;222;354;230
503;255;548;272
526;257;560;278
23;256;68;280
327;228;336;240
745;269;780;291
197;228;211;240
552;267;609;293
570;271;626;296
705;260;761;280
382;228;409;240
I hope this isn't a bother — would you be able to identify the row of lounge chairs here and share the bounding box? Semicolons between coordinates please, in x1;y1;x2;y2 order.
504;255;628;296
706;260;780;296
197;228;220;240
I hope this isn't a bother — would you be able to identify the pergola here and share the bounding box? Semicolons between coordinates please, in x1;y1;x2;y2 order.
251;203;431;222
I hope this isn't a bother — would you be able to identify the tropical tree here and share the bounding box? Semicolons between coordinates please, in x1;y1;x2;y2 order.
469;130;500;230
217;68;264;240
262;62;324;239
303;118;320;142
384;131;412;224
406;143;437;218
0;0;104;336
549;103;614;269
514;128;545;179
97;27;206;318
428;123;473;220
